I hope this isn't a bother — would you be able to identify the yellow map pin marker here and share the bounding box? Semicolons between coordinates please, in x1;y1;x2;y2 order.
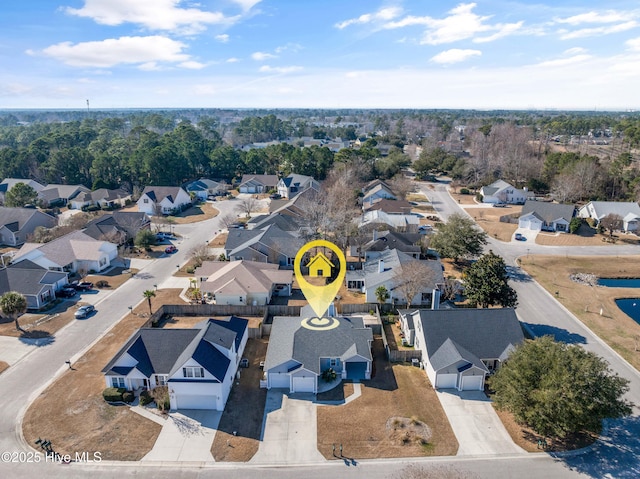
294;239;346;318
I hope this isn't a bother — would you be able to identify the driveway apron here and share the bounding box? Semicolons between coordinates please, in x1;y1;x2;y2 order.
251;390;325;464
436;390;526;455
142;410;221;462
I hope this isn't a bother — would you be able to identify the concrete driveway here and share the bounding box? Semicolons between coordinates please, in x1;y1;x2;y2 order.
251;390;325;464
142;410;221;462
436;390;526;455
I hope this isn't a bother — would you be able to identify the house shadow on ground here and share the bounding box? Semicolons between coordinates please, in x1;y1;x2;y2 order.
557;416;640;479
367;337;398;392
522;323;587;344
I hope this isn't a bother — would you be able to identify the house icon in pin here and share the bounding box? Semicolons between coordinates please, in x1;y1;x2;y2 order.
306;252;334;278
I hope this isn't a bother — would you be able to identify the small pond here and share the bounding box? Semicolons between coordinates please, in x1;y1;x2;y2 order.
598;278;640;288
616;299;640;325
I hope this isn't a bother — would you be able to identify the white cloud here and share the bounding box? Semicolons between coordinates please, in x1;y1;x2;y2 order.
535;54;592;68
259;65;303;73
251;51;276;61
555;11;632;25
233;0;261;11
65;0;231;34
275;43;303;54
226;57;240;63
215;34;230;43
179;61;206;70
335;6;402;29
42;36;191;68
564;47;588;55
382;3;522;45
627;37;640;51
431;48;481;64
559;21;637;40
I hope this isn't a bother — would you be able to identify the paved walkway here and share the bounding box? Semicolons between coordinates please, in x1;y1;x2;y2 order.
436;390;526;456
142;410;221;462
251;390;324;464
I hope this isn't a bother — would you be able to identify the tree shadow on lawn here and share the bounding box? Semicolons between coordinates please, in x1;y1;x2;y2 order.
558;416;640;479
522;323;587;344
19;330;55;346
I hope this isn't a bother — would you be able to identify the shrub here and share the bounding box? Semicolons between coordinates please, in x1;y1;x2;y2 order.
86;205;100;212
95;280;109;288
122;391;135;403
460;187;470;195
321;368;337;382
585;217;597;228
102;387;125;402
139;390;152;406
569;217;582;234
186;266;195;274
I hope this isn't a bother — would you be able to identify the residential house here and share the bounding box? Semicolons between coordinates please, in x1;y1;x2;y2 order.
137;186;191;216
365;198;412;215
400;308;524;391
246;213;301;233
195;260;292;306
578;201;640;233
238;174;279;194
0;260;68;310
38;184;90;207
359;230;423;260
102;316;248;410
479;180;529;205
263;309;373;393
518;200;575;233
0;207;57;246
277;174;320;199
83;211;151;244
360;209;420;232
69;188;132;210
12;230;118;273
183;178;227;201
362;183;397;209
346;249;444;306
0;179;45;204
224;224;304;267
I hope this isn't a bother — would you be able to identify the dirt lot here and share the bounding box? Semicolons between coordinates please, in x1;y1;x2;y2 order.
21;289;183;461
466;207;520;242
520;255;640;371
211;338;268;461
317;338;458;459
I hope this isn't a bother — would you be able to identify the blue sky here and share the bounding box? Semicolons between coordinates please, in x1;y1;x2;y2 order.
1;1;640;110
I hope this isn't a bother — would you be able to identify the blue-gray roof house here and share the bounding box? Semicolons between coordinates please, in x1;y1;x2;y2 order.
400;308;524;391
102;316;248;410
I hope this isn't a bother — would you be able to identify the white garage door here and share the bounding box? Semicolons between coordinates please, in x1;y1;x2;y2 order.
461;375;484;391
292;376;315;393
269;373;290;389
176;394;217;410
435;373;457;389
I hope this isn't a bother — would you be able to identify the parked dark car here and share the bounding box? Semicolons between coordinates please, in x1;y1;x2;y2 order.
514;233;526;241
229;223;246;229
165;245;177;254
57;287;76;298
269;193;281;199
72;281;94;291
74;304;95;319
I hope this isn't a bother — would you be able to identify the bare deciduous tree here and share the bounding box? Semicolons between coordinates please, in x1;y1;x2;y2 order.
600;213;623;237
389;174;414;201
189;244;211;267
439;277;463;301
219;213;238;229
238;196;258;218
393;260;437;308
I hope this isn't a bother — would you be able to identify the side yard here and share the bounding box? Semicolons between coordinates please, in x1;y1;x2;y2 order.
21;289;183;461
211;338;268;461
316;338;458;459
520;255;640;372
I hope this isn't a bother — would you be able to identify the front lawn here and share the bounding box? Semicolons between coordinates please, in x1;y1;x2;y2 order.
0;361;8;375
316;338;458;459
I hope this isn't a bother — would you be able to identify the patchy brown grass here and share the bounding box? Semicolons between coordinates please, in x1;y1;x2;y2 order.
85;267;140;290
466;207;520;242
211;338;268;461
536;228;640;247
168;204;219;224
22;289;182;461
317;338;457;459
384;321;413;350
210;232;228;247
520;255;640;371
161;315;263;330
492;405;598;453
450;192;478;205
406;193;429;202
0;361;8;375
0;307;74;339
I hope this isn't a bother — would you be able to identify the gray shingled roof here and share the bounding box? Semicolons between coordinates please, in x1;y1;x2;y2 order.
264;315;373;374
414;308;524;367
0;207;56;231
141;186;186;204
584;201;640;220
362;231;422;256
521;200;575;223
0;260;66;296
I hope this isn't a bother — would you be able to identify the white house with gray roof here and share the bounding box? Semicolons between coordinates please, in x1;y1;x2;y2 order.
263;308;373;393
401;308;524;391
103;316;248;410
518;200;575;233
137;186;191;215
578;201;640;233
277;174;320;199
480;180;529;205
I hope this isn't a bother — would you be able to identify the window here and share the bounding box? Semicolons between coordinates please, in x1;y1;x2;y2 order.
154;375;167;386
183;367;205;378
112;377;126;388
330;359;338;367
